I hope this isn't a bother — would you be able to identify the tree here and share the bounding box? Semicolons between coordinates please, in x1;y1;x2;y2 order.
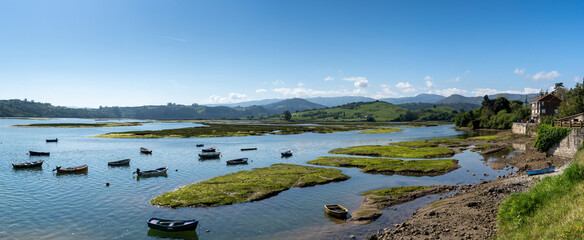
557;79;584;118
283;110;292;121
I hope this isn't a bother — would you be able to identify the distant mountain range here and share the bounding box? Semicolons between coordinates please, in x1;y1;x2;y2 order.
0;93;541;120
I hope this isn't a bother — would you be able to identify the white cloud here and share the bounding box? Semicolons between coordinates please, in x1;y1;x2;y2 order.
324;76;334;81
424;76;432;81
470;87;540;96
514;68;526;75
371;84;399;99
255;89;267;93
207;93;249;104
395;82;416;93
449;76;461;82
527;71;560;81
429;88;468;96
272;87;343;98
297;82;305;87
272;80;284;85
343;77;369;88
425;80;435;88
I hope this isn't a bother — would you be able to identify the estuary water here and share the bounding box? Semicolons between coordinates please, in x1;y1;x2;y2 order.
0;119;513;240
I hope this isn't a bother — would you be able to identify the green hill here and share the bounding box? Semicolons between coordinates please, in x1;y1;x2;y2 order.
288;101;409;121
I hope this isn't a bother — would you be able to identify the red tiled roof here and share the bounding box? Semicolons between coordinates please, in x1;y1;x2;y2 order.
529;93;562;103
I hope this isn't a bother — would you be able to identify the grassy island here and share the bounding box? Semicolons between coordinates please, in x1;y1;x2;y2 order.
95;123;370;138
13;122;144;128
329;144;455;158
151;164;350;208
389;138;464;148
359;127;402;134
307;156;460;176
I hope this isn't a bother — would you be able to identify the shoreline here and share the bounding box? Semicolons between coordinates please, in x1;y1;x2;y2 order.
367;131;571;240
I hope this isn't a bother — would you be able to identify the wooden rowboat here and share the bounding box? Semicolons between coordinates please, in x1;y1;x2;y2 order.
196;144;204;147
241;148;257;151
201;147;216;152
281;150;293;157
526;166;555;176
147;217;199;232
140;147;152;154
324;204;348;219
134;166;168;177
46;138;58;143
226;158;248;165
53;164;88;174
108;158;131;166
13;160;44;168
29;151;50;156
199;152;221;159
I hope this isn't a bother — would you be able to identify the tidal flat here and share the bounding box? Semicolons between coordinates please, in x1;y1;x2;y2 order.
329;145;455;158
13;122;144;128
307;156;460;176
94;122;372;138
151;163;350;208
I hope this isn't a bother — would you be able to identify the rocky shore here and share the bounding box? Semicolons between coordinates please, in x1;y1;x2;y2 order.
367;132;570;240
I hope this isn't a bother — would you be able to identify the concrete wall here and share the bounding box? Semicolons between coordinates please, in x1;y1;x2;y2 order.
548;129;584;158
512;123;537;136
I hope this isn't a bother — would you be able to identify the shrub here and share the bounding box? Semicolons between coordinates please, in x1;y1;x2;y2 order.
533;124;571;152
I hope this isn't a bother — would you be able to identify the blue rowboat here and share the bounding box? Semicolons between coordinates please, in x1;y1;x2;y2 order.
147;217;199;232
526;166;555;176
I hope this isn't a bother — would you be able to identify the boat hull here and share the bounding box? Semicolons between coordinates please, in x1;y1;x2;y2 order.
147;218;198;232
199;152;221;159
108;159;131;166
324;204;348;219
13;160;44;168
137;167;168;176
29;151;50;156
226;158;248;165
56;165;88;174
526;166;555;176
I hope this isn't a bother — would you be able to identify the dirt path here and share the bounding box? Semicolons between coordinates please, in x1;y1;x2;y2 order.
367;132;571;240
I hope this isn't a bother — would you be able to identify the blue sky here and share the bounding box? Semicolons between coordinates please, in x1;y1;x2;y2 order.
1;0;583;107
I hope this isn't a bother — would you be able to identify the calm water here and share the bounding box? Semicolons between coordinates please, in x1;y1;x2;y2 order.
0;119;513;240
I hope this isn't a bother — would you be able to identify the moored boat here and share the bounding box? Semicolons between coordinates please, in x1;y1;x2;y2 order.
324;204;348;219
46;138;58;143
281;150;293;157
226;158;248;165
199;152;221;159
29;151;50;156
140;147;152;154
134;166;168;176
53;164;88;174
241;148;257;151
108;158;131;166
12;160;44;168
526;166;555;176
201;147;216;152
196;144;204;147
147;217;199;232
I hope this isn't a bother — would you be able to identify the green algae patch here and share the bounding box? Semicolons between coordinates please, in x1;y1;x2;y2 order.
151;163;350;208
329;145;455;159
361;186;430;197
95;123;368;138
359;127;402;134
390;138;464;148
467;135;502;142
307;156;460;176
14;122;144;128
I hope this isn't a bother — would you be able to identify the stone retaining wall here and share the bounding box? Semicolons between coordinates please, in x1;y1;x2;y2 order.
548;129;584;158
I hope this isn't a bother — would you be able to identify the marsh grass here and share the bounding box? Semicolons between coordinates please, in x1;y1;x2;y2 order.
307;156;459;175
389;138;464;148
96;123;369;138
361;186;429;197
467;135;501;142
497;150;584;239
359;127;402;134
14;122;144;128
151;163;350;208
329;145;454;158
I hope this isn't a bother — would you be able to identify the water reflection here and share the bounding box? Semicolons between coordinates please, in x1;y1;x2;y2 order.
147;229;199;240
